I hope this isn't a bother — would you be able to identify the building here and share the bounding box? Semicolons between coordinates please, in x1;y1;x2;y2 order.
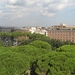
0;27;16;32
29;26;48;36
29;27;36;34
48;24;75;42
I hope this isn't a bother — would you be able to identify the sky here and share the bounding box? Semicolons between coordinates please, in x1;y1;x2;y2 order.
0;0;75;27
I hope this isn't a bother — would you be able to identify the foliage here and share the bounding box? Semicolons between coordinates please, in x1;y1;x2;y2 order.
0;43;51;75
32;52;75;75
29;33;50;41
29;40;51;50
12;44;51;63
0;32;75;75
0;40;6;47
19;33;50;46
56;45;75;52
48;39;64;50
0;51;29;75
0;44;75;75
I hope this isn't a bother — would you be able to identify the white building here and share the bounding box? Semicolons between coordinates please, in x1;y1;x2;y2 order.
29;27;36;34
29;27;48;36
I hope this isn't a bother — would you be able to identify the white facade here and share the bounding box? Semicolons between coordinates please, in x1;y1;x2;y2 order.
29;27;36;34
29;27;48;36
35;29;48;36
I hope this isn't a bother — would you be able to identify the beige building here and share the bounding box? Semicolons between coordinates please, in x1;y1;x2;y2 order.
48;24;75;42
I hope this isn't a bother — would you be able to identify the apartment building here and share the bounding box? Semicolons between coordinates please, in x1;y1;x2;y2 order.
48;24;75;42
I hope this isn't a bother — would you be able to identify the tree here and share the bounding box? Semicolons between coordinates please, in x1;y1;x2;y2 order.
56;45;75;52
29;40;51;50
48;39;63;50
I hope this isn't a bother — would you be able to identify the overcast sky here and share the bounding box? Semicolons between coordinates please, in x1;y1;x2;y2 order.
0;0;75;27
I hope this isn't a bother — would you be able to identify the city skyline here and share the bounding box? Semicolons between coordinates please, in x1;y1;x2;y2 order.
0;0;75;27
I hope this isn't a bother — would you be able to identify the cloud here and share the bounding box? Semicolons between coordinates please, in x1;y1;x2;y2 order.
4;6;33;19
8;0;17;4
40;10;55;17
68;13;72;16
0;10;2;13
8;0;26;6
0;0;75;19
